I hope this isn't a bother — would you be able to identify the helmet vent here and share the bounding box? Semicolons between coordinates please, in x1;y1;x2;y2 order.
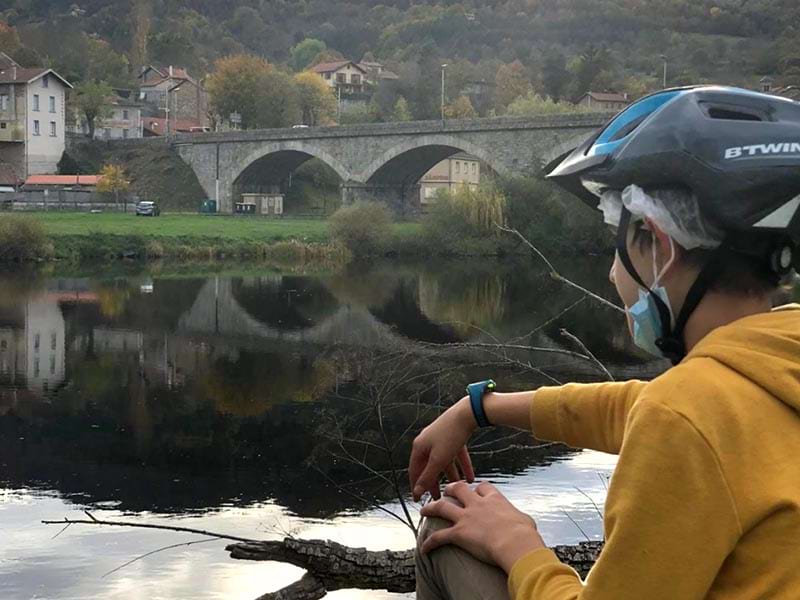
704;104;765;122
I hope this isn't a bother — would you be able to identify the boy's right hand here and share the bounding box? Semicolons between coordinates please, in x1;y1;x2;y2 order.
408;396;477;502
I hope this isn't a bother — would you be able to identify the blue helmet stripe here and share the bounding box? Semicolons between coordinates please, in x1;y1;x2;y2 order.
589;90;685;157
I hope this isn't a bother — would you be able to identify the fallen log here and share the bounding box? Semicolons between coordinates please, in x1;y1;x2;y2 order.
227;537;604;598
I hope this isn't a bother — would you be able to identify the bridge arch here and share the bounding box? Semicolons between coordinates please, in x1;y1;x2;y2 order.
359;134;506;186
232;140;352;189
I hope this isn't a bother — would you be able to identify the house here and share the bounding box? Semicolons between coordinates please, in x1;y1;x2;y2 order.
138;65;208;127
358;60;399;86
0;52;72;179
419;153;481;206
142;116;207;137
75;89;143;140
311;61;369;95
576;91;630;111
22;174;102;191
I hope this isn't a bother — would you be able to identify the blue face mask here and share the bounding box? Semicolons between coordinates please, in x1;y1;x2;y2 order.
625;238;676;358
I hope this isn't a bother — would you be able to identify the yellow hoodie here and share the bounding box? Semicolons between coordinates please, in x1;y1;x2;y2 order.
509;305;800;600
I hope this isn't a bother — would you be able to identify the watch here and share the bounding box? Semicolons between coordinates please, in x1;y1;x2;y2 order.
466;379;496;428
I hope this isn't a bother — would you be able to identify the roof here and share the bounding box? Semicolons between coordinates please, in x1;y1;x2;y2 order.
0;66;73;88
142;117;202;135
580;91;630;103
311;61;367;74
0;163;20;186
25;175;101;186
379;70;399;80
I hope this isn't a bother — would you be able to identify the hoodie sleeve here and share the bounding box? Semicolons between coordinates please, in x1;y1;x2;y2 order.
509;399;742;600
531;380;647;454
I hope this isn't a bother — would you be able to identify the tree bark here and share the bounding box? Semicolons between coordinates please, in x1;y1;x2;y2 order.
227;538;603;598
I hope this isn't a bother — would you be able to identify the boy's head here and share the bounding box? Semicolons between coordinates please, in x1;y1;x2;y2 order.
546;86;800;363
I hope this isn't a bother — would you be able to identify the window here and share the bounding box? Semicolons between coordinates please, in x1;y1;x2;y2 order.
336;73;346;84
42;74;49;88
122;128;129;139
33;94;39;111
472;163;477;175
33;120;40;135
49;121;56;136
50;332;57;350
0;95;8;111
50;355;56;375
103;128;110;139
123;109;129;120
34;333;40;351
455;161;461;174
34;358;39;378
351;74;361;85
324;73;331;80
0;340;6;350
49;96;55;113
0;123;6;129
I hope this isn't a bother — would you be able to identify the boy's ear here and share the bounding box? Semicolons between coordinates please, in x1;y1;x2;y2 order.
645;217;683;269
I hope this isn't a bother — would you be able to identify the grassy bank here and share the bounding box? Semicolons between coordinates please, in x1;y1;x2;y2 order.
6;212;422;263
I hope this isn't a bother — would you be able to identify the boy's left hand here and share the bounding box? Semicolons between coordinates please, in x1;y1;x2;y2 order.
419;481;547;573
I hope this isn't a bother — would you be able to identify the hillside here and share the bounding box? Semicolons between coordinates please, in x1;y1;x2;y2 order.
1;1;798;120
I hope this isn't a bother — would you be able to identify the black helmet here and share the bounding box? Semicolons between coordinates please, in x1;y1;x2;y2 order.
547;86;800;240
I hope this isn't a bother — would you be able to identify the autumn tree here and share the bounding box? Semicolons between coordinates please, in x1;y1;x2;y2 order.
391;96;412;122
207;54;300;129
294;71;337;126
493;61;532;113
444;95;476;119
97;164;130;211
129;0;152;73
73;81;113;139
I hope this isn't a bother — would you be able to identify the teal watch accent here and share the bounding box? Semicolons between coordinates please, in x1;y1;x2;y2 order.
466;379;496;428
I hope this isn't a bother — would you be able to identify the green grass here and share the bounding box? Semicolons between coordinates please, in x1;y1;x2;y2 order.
16;212;333;242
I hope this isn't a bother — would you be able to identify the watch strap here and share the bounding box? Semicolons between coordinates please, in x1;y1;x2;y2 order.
466;380;496;428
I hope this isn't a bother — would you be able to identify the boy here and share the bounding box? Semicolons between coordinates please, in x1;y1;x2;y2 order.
409;86;800;599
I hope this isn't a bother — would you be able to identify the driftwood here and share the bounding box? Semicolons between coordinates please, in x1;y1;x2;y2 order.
227;537;604;598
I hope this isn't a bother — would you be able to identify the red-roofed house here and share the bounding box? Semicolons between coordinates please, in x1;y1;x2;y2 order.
138;65;208;128
311;61;368;95
23;174;102;189
576;91;631;111
0;52;72;178
142;116;208;137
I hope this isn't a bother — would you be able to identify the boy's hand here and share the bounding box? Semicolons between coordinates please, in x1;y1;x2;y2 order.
420;481;546;573
408;397;477;501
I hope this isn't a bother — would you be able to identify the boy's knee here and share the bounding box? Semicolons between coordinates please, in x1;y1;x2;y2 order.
417;496;463;549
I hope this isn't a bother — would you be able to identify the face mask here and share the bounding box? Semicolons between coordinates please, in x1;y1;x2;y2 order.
626;237;676;358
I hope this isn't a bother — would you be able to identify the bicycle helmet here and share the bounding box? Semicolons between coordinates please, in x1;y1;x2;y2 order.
545;86;800;364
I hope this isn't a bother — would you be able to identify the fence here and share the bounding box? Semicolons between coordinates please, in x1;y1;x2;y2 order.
0;190;135;213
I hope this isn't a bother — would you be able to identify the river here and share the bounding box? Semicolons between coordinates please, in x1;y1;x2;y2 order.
0;256;661;599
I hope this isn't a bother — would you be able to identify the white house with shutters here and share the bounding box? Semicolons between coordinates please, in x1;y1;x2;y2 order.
0;52;72;180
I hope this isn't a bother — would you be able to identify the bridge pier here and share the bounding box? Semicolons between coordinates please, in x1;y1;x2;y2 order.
340;182;421;216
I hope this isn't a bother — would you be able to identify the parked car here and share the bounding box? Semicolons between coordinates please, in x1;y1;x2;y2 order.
135;201;161;216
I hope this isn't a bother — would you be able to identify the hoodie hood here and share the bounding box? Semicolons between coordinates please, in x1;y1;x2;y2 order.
688;304;800;413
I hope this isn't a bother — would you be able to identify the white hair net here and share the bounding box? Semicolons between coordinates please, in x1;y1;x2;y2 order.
598;184;723;250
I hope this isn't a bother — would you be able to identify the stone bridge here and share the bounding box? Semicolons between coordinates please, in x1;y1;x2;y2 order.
173;114;609;213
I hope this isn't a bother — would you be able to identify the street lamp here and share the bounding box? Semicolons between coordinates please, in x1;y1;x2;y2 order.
660;55;668;89
441;64;448;127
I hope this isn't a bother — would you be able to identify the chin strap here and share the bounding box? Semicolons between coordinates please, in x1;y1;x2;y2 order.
616;207;728;365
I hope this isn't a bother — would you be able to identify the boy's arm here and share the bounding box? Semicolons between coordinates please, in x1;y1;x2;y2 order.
507;398;741;600
484;380;647;454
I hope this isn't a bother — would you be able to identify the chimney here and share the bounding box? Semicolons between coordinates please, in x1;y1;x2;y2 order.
169;65;174;78
12;66;17;80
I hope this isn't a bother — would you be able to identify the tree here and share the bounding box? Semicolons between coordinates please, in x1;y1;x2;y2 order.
0;21;21;55
290;38;327;72
129;0;152;73
391;96;412;122
87;38;131;87
494;61;531;113
207;54;299;129
294;71;337;126
444;95;476;119
569;44;613;99
97;164;130;212
541;51;570;101
506;92;586;116
73;81;113;139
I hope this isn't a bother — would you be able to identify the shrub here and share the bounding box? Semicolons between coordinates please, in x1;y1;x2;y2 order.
0;216;49;261
421;185;508;255
328;201;393;256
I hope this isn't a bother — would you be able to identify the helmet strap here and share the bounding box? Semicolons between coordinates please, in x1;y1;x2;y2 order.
616;207;730;365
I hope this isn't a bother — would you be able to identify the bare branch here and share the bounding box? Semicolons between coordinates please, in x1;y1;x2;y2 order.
102;538;219;578
560;328;615;381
